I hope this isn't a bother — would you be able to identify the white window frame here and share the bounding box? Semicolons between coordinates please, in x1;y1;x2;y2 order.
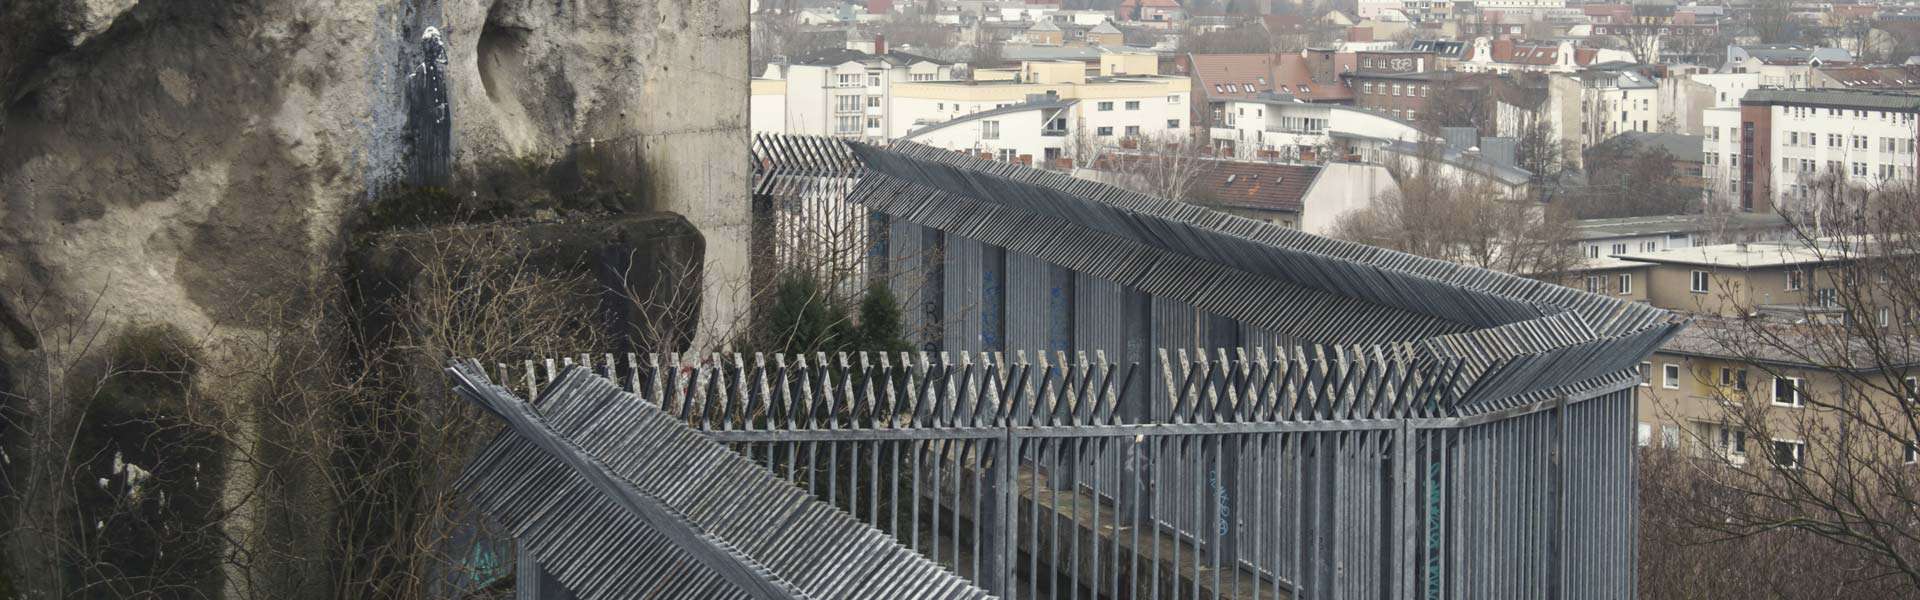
982;120;1000;140
1618;274;1632;295
1771;438;1805;469
1771;376;1804;407
1638;362;1652;387
1098;101;1114;111
1663;363;1681;389
1690;270;1710;294
1124;100;1141;110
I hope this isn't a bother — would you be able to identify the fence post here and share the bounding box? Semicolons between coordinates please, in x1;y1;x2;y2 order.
1548;394;1569;600
1394;418;1415;599
977;419;1017;598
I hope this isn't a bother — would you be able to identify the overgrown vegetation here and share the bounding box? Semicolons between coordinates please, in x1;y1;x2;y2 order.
354;146;653;237
748;273;913;356
63;324;227;598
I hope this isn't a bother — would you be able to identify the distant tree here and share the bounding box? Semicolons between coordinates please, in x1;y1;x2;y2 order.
1332;147;1580;278
1514;119;1567;183
872;17;956;51
1748;0;1802;45
1097;134;1214;207
1178;24;1274;54
1568;141;1700;218
1419;76;1494;136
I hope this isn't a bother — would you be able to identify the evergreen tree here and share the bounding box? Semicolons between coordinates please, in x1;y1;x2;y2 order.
761;272;853;355
854;281;914;355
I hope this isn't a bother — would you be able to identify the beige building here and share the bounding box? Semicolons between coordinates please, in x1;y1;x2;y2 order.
1566;239;1916;468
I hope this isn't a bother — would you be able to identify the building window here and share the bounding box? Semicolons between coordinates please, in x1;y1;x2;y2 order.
1588;246;1600;258
1618;274;1632;295
1690;270;1710;293
1772;376;1804;407
1096;126;1114;136
982;120;1000;140
1721;367;1749;392
836;95;861;112
1611;243;1627;255
1772;439;1805;469
1098;101;1114;111
837;74;861;86
1586;276;1601;293
1662;425;1680;448
1905;376;1918;402
1817;288;1837;307
1637;422;1652;446
866;117;879;129
996;148;1017;163
1663;364;1682;389
1788;269;1803;290
1125;100;1141;110
1905;444;1917;465
1169;95;1182;104
1638;362;1652;387
1167;119;1181;129
835;116;861;134
867;97;880;108
1124;125;1141;137
867;75;880;87
1718;425;1747;456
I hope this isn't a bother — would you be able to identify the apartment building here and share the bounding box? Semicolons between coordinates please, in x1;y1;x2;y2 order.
1185;51;1357;130
1453;37;1633;74
896;95;1078;168
1207;94;1426;160
1712;89;1920;214
1570;212;1791;263
1565;240;1917;465
890;60;1190;159
1633;317;1916;468
1719;44;1854;89
1543;66;1661;164
755;46;958;141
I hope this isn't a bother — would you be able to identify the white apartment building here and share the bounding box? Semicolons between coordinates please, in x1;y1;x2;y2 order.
1546;68;1661;163
1207;95;1427;161
1714;89;1920;215
755;46;958;141
1471;0;1567;10
1719;45;1853;89
889;59;1190;147
897;96;1080;168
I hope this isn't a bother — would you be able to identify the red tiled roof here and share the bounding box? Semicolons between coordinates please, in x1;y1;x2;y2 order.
1190;53;1279;100
1192;160;1322;213
1818;64;1920;89
1462;39;1599;67
1189;53;1353;102
1092;155;1322;213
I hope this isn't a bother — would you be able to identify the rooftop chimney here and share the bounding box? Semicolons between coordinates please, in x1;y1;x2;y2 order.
874;34;887;56
1348;27;1373;43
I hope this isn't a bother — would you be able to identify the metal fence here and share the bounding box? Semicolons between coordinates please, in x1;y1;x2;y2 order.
495;350;1638;600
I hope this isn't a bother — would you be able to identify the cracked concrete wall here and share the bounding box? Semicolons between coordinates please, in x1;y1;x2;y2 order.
0;0;748;363
0;0;747;596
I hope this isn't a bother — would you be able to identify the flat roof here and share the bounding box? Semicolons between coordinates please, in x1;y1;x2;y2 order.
1741;88;1920;111
1572;212;1786;240
1613;239;1852;268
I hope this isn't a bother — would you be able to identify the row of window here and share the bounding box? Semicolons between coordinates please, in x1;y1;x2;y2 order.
1359;81;1430;97
1584;273;1633;296
1783;105;1918;123
1097;100;1144;111
1585;240;1663;258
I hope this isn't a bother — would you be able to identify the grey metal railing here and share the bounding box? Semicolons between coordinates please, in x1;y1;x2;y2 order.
494;350;1639;600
